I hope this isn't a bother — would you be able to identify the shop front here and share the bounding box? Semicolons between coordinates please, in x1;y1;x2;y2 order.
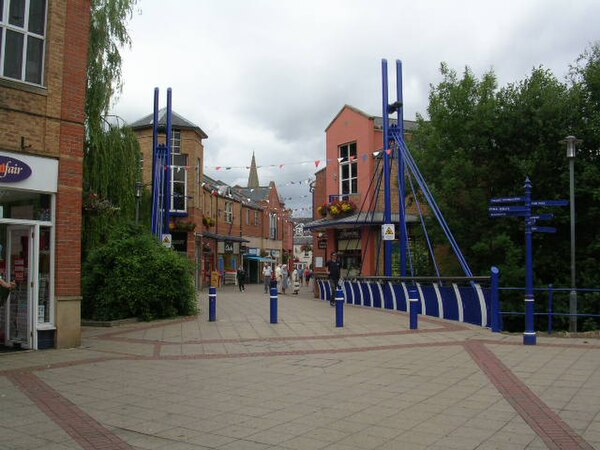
0;152;58;350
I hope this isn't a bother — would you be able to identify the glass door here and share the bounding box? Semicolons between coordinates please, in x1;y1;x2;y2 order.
5;226;34;349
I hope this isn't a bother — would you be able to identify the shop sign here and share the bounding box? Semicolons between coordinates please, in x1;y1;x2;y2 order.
247;247;259;256
224;241;234;253
270;249;280;258
0;156;32;183
337;229;360;240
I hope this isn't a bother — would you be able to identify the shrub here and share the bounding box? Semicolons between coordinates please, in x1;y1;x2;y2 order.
82;224;197;321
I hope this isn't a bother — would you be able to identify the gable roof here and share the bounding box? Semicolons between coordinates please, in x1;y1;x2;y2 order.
130;108;208;139
325;104;418;133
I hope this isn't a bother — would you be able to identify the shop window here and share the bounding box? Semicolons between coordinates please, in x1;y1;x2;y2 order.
339;142;358;196
0;190;51;221
1;0;47;85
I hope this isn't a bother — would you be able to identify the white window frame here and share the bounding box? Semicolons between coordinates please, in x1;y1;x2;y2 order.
339;142;358;196
170;130;187;213
224;201;233;224
1;0;48;86
254;210;259;226
269;213;278;240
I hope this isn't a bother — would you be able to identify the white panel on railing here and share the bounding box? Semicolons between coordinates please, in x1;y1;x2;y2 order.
452;283;464;322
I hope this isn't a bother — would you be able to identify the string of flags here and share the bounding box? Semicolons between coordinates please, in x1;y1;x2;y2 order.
164;151;390;173
204;151;387;171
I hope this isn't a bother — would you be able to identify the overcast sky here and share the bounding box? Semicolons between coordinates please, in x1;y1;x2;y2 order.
112;0;600;217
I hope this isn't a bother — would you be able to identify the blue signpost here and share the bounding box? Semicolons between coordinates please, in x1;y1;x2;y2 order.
489;177;567;345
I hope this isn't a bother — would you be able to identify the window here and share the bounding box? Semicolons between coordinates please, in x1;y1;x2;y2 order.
254;210;259;226
245;208;249;225
170;130;188;213
269;213;277;239
339;142;358;196
1;0;47;85
224;201;233;224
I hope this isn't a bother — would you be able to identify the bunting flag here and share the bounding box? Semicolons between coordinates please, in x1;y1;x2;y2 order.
314;160;321;168
386;148;392;155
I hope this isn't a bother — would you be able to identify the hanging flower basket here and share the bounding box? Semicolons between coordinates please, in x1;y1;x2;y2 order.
327;200;356;217
171;220;197;232
202;216;215;227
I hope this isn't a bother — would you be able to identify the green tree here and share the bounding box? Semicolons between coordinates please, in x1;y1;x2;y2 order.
83;0;140;255
412;45;600;330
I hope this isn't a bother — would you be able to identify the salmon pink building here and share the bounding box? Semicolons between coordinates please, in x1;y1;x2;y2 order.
307;105;419;277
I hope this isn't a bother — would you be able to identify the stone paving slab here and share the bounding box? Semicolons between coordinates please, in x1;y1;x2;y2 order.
1;283;599;449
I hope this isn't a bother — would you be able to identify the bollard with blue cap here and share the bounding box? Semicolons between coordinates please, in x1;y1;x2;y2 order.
208;286;217;322
270;286;278;324
335;287;344;327
408;286;419;330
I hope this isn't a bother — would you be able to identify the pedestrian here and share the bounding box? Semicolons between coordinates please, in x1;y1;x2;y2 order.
0;274;16;307
281;265;289;294
263;263;272;293
325;252;341;306
298;267;304;287
304;267;311;286
236;266;246;292
292;267;300;295
275;264;282;293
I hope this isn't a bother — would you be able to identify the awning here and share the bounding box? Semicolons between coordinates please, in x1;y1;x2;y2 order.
245;256;275;262
304;212;417;230
197;232;249;243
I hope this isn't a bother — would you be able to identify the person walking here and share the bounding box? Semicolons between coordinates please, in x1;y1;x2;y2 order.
325;252;341;306
262;263;272;293
304;267;311;286
236;266;246;292
281;265;289;294
275;264;282;293
292;267;300;295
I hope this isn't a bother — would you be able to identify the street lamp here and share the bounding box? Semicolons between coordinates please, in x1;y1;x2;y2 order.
135;181;143;224
561;135;582;333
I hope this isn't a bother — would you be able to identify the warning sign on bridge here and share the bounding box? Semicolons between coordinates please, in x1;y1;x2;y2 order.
161;233;172;248
381;224;395;241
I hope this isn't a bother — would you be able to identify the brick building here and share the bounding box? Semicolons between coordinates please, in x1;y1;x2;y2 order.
0;0;91;350
131;109;208;287
307;105;419;277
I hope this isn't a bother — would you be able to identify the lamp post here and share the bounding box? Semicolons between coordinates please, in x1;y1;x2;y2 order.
562;135;581;333
135;181;143;224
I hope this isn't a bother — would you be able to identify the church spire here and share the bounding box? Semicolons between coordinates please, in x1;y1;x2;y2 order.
247;151;260;188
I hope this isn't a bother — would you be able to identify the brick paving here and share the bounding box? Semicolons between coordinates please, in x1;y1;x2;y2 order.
0;283;598;449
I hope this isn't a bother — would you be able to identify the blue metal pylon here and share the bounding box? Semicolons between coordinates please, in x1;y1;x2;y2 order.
381;59;473;277
151;88;173;238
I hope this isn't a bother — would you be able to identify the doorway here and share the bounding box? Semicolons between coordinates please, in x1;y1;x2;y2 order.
1;226;34;349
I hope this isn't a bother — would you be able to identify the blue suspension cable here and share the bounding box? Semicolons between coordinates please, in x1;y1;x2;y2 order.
394;134;473;277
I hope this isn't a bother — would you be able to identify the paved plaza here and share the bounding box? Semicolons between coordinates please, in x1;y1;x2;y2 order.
1;283;599;450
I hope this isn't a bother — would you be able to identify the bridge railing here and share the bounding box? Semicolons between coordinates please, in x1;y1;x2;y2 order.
498;286;600;334
314;273;493;328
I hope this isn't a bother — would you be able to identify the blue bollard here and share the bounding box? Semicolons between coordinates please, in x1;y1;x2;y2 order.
409;287;419;330
270;286;278;324
490;266;500;333
335;288;344;327
208;286;216;322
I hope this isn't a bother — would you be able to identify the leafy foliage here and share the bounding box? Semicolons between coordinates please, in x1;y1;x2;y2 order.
86;0;138;134
411;44;600;330
83;126;141;255
83;0;141;256
82;225;197;321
